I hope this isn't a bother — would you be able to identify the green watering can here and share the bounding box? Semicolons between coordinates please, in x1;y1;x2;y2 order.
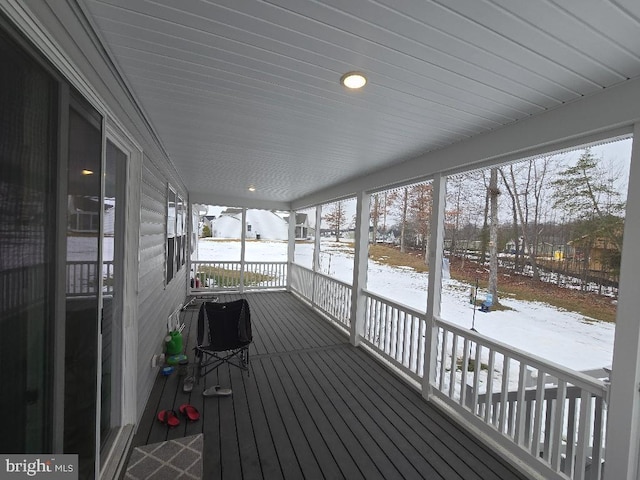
165;330;183;355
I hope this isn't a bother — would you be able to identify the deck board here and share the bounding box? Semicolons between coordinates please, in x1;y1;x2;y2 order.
132;291;531;480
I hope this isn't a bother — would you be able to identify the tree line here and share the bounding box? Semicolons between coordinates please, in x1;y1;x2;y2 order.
321;148;627;301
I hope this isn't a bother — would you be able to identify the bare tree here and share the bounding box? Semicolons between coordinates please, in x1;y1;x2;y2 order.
506;163;542;281
445;174;486;267
322;201;347;242
446;175;464;257
370;194;382;244
381;190;398;237
407;183;433;265
488;168;499;303
479;171;490;265
398;187;409;253
370;190;400;244
527;157;552;259
498;168;521;270
499;157;551;273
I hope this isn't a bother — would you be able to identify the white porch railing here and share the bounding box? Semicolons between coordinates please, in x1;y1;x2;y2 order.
313;270;351;329
290;263;351;329
433;317;608;480
361;289;426;383
66;261;114;295
1;265;45;314
191;260;287;291
289;262;314;300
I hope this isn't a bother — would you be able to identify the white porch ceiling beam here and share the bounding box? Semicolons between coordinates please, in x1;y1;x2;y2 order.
292;76;640;210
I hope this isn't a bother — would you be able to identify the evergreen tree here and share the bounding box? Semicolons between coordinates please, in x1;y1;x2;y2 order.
552;148;625;284
552;148;625;251
552;148;624;222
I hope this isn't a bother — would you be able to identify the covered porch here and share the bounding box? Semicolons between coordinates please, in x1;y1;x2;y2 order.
2;2;640;480
132;291;529;480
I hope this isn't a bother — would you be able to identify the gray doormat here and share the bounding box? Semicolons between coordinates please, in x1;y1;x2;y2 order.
124;434;203;480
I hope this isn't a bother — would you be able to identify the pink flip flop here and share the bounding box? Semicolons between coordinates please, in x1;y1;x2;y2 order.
179;403;200;422
157;409;180;428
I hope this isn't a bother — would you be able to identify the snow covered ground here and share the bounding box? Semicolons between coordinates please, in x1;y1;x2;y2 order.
197;238;615;373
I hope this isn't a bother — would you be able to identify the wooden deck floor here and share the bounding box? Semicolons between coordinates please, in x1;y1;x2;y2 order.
133;291;530;480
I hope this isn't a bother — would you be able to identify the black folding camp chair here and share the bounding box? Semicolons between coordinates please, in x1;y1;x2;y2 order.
195;299;252;381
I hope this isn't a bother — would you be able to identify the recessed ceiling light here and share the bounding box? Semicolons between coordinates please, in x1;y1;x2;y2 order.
340;71;367;89
248;186;256;192
82;169;94;175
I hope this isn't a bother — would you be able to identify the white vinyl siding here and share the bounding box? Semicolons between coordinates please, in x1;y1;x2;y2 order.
136;157;188;417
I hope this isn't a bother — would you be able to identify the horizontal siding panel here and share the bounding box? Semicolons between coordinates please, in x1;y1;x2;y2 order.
140;223;166;239
139;232;164;252
140;195;164;215
138;260;165;289
141;169;164;192
139;244;165;265
138;243;164;275
142;157;165;187
143;153;186;198
139;218;164;236
140;187;164;210
137;258;164;289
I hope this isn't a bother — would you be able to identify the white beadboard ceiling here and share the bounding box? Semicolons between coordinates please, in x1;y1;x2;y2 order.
82;0;640;206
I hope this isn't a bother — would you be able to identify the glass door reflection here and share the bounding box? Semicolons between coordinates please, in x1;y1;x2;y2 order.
64;95;102;480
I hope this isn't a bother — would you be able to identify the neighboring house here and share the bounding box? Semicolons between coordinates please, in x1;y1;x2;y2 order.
212;209;289;240
201;214;216;235
376;231;398;245
568;232;622;274
284;213;312;239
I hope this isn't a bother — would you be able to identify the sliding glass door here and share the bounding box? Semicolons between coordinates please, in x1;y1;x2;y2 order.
63;95;103;480
0;23;58;455
100;140;127;455
0;15;134;479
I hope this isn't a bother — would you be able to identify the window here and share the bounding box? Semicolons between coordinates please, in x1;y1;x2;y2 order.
167;187;176;284
178;195;186;267
166;187;187;284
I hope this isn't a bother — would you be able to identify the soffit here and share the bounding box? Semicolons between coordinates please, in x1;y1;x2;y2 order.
83;0;640;205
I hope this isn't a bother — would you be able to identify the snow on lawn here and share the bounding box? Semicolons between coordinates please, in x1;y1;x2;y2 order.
197;239;615;373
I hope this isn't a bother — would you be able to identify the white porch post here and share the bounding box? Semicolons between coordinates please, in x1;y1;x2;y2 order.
605;125;640;480
312;205;322;307
422;173;446;399
350;191;370;346
240;207;246;293
287;209;296;291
